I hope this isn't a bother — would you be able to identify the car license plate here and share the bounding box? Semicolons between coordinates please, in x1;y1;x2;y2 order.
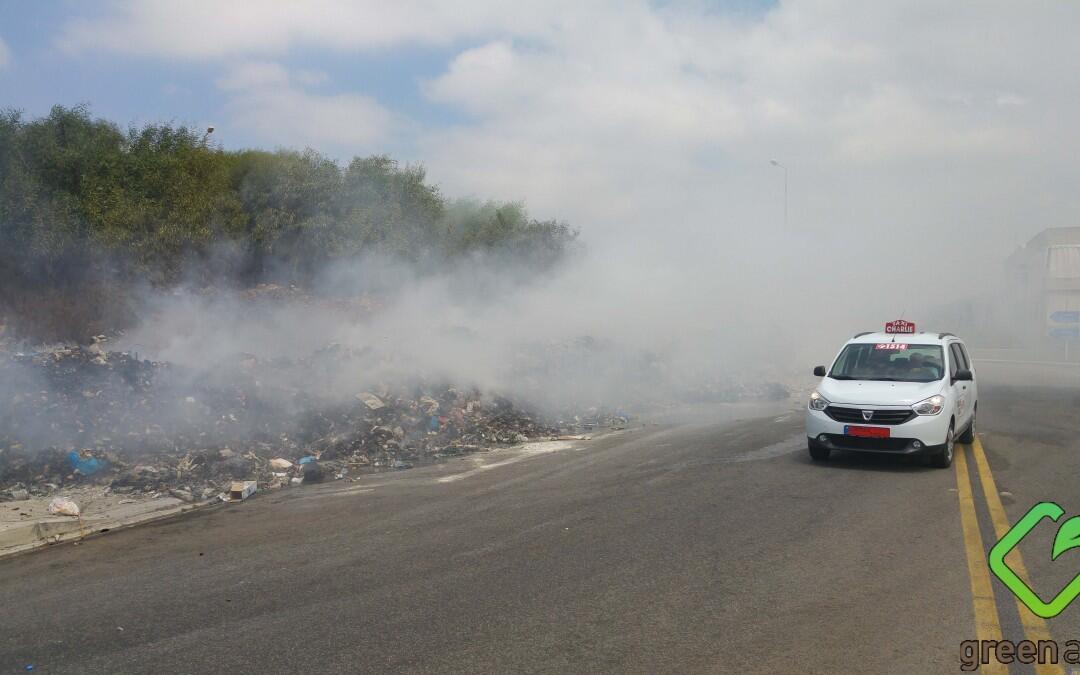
844;425;890;438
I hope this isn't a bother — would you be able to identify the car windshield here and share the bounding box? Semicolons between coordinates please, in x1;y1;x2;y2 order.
829;343;945;382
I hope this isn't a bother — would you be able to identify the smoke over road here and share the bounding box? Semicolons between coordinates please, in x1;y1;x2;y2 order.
5;1;1076;496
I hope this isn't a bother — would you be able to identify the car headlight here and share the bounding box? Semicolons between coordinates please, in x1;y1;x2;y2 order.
912;394;945;416
808;391;829;411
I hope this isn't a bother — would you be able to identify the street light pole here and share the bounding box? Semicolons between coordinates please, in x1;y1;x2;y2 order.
770;159;787;230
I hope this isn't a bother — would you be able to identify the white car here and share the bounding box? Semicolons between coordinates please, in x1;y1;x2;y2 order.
806;331;977;468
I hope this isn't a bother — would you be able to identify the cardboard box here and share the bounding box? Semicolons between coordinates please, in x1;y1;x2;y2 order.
229;481;257;501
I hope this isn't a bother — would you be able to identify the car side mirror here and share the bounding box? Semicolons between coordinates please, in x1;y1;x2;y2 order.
813;366;827;377
953;368;973;382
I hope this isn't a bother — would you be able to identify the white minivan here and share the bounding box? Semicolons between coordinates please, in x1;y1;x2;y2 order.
806;331;977;468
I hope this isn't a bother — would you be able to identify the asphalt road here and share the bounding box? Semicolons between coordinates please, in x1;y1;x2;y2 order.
2;370;1079;674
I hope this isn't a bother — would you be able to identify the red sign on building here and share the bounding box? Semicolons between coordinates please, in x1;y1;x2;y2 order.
885;319;916;334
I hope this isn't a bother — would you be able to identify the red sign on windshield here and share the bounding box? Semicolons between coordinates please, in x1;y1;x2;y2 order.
875;343;908;350
885;319;916;334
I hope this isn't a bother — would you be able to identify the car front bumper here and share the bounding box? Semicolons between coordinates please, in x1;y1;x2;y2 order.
805;406;951;455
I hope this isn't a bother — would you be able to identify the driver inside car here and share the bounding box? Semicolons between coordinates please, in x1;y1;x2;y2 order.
906;352;938;380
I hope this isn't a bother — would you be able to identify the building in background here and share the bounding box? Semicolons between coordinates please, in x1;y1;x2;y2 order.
1005;227;1080;359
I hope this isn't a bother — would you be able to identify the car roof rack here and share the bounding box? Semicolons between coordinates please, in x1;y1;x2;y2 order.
853;331;873;338
937;332;956;339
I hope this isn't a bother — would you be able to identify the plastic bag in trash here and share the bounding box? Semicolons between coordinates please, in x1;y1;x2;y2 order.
68;451;106;476
48;497;81;516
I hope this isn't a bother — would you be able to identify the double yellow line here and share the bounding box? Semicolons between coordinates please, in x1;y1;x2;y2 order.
954;437;1063;675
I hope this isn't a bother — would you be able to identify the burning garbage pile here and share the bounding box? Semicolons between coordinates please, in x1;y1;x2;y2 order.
0;339;564;502
0;320;795;506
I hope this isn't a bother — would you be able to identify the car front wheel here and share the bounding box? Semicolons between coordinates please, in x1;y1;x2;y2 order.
931;424;955;469
958;406;977;443
808;440;831;462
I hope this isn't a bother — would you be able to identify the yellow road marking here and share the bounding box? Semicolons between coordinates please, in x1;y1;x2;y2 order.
955;444;1009;674
971;437;1065;675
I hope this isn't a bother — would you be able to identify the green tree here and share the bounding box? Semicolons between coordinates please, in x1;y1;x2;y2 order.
339;155;445;260
0;104;578;334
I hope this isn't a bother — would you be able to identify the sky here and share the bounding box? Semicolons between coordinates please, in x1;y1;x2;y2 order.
2;0;1079;362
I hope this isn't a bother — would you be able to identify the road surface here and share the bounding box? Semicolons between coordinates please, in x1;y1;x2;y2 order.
2;368;1079;673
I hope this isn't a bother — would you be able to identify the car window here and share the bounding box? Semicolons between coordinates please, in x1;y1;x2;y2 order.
957;343;972;370
831;345;856;374
948;344;962;377
829;343;945;382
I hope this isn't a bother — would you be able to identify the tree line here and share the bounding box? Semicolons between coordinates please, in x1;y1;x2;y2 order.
0;105;577;290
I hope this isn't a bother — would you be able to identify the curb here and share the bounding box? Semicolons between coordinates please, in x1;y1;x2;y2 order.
0;436;602;562
0;499;219;561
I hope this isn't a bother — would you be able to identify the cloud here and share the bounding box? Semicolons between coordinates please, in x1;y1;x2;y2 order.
831;85;1031;161
217;61;396;151
0;37;10;68
51;1;1080;322
995;93;1028;108
216;61;291;90
57;0;563;59
411;2;1072;260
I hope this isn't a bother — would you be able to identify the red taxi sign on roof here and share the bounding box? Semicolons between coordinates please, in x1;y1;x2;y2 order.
885;319;916;334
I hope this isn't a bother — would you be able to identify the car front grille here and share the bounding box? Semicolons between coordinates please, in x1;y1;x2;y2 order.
824;406;914;426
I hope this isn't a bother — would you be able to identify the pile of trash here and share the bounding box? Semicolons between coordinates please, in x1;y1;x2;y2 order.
0;339;565;502
0;323;795;505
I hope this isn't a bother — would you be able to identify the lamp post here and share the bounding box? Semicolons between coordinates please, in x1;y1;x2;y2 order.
770;159;787;230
